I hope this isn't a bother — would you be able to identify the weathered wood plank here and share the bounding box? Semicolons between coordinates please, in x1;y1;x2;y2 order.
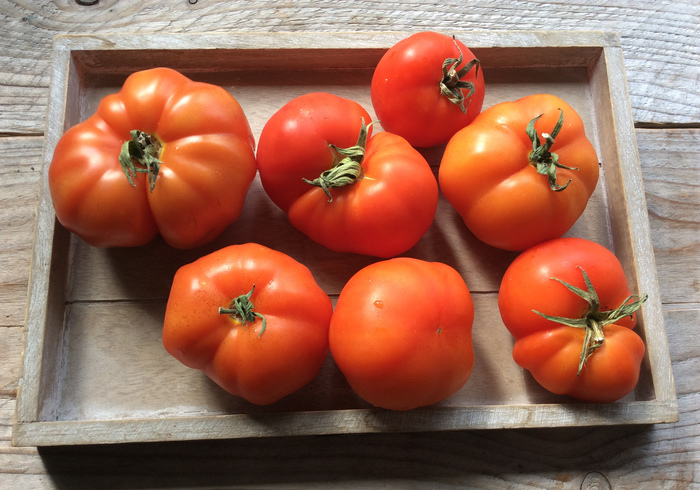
0;1;698;135
0;328;23;396
637;129;700;305
0;137;41;328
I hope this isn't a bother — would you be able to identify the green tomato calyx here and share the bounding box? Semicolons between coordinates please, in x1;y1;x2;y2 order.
218;285;267;338
119;129;162;192
527;109;580;192
303;118;371;202
533;266;647;376
439;35;480;114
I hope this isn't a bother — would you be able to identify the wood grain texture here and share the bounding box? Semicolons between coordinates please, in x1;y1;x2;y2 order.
637;129;700;306
0;137;41;328
0;0;698;135
0;137;41;405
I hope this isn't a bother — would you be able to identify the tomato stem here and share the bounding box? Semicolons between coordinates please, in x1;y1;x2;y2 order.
526;110;579;192
532;266;647;375
119;129;163;192
302;118;370;202
439;36;480;114
218;285;267;337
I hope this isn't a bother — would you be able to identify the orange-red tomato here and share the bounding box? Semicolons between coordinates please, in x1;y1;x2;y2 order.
162;243;333;405
256;92;438;258
329;258;475;410
439;94;599;251
498;237;646;402
371;31;485;148
49;67;257;249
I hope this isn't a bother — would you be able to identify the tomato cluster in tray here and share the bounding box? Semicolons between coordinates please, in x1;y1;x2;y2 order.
13;31;677;447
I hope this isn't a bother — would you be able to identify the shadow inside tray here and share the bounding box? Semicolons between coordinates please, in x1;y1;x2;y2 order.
194;353;373;416
405;194;520;292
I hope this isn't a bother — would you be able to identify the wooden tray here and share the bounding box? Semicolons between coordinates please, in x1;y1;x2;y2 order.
14;31;678;446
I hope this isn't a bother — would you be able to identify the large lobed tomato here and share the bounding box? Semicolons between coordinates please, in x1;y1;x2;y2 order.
371;31;485;148
256;92;438;258
439;94;599;251
329;257;475;410
162;243;333;405
49;67;257;249
498;237;647;402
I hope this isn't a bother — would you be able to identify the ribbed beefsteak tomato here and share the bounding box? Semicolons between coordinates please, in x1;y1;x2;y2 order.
49;67;257;249
162;243;333;405
498;237;647;402
256;92;438;258
439;94;599;251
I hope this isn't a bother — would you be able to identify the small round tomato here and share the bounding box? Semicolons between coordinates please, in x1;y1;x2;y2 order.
371;31;485;148
329;257;475;410
162;243;333;405
256;92;438;258
439;93;599;251
498;237;647;403
49;67;257;249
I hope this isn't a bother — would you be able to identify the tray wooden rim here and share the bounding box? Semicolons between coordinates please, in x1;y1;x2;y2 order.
14;30;679;447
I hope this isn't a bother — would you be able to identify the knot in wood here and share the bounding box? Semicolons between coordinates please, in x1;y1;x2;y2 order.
581;472;612;490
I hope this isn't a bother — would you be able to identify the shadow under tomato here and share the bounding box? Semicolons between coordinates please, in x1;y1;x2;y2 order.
199;353;373;417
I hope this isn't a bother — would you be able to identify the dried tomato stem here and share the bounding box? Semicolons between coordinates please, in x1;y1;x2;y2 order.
302;118;370;202
218;285;267;337
439;36;480;114
118;129;163;192
533;266;647;375
526;109;579;192
578;318;605;375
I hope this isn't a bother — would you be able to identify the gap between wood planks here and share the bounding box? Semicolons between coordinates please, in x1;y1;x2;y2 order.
635;122;700;129
0;132;44;138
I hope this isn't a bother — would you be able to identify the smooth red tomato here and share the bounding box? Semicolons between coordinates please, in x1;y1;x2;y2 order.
329;257;475;410
439;94;599;251
162;243;333;405
498;237;647;402
256;92;438;258
49;67;257;249
371;31;485;148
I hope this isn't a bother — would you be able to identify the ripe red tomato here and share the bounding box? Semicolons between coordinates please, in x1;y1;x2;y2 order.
256;92;438;258
49;67;257;249
329;258;475;410
371;31;485;148
439;93;600;251
162;243;333;405
498;237;647;402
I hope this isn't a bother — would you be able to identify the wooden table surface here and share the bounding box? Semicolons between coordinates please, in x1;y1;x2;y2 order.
1;1;698;488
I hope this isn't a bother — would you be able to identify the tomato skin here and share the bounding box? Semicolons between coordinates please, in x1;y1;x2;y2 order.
371;31;485;148
329;258;475;410
49;67;257;249
439;94;599;251
162;243;333;405
257;93;438;258
511;326;645;402
257;92;373;213
498;237;645;402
